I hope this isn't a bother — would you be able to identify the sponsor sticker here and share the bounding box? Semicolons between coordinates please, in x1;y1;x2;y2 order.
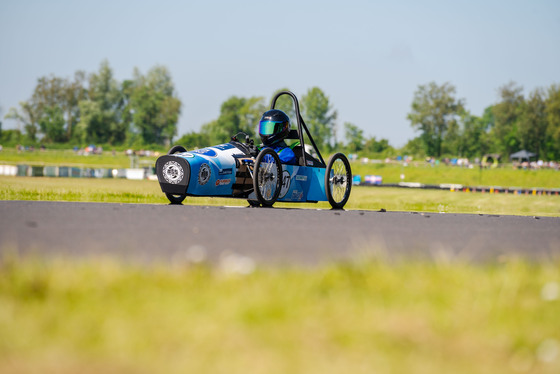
215;178;231;186
213;144;235;151
192;148;218;157
295;175;307;182
279;170;291;199
219;168;233;175
306;160;314;166
162;161;184;184
291;189;304;201
198;163;211;185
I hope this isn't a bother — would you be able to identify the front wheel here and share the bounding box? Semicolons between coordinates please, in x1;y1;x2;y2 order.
165;145;188;204
253;148;282;207
166;193;187;205
325;153;352;209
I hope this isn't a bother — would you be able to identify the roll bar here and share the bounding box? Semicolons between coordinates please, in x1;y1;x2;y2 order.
270;91;326;166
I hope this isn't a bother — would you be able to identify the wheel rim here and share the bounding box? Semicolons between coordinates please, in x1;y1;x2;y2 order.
329;158;348;203
258;159;279;201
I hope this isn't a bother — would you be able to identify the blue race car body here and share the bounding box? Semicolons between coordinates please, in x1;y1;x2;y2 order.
156;142;328;203
155;91;351;208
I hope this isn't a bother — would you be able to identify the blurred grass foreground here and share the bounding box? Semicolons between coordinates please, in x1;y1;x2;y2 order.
0;256;559;374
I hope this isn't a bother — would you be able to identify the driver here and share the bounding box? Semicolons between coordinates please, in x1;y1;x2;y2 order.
258;109;297;165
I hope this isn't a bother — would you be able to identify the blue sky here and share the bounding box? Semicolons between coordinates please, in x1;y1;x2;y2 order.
1;0;559;147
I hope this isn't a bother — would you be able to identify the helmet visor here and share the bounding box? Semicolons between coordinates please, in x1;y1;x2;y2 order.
259;120;286;136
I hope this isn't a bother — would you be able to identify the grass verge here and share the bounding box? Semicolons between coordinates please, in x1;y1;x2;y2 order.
1;176;559;216
0;256;559;374
0;148;157;169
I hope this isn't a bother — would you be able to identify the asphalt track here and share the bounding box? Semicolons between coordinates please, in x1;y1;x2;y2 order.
1;200;559;265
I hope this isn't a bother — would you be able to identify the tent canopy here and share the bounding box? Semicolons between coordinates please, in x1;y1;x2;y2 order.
510;150;536;160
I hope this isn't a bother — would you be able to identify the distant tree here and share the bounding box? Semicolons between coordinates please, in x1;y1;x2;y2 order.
129;66;182;146
238;96;267;137
344;122;365;153
5;72;86;143
407;82;464;157
0;129;23;144
20;100;40;142
301;87;337;150
5;102;39;142
400;136;425;158
457;107;493;158
519;88;547;159
24;75;65;142
64;71;87;139
175;131;210;149
39;106;66;142
76;100;104;144
200;95;265;145
4;107;22;134
442;118;461;155
364;137;392;154
544;84;560;160
77;61;125;144
120;79;136;143
491;82;524;157
31;75;65;116
199;120;219;145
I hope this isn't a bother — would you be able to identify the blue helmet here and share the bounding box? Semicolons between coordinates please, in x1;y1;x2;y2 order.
259;109;290;146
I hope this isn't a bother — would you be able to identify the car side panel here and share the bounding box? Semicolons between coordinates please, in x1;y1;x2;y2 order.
277;165;327;202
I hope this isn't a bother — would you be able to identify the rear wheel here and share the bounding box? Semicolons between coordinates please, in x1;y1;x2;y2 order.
253;148;282;207
165;145;188;204
325;153;352;209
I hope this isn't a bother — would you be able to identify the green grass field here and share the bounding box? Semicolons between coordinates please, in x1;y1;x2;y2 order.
0;257;559;374
1;176;559;216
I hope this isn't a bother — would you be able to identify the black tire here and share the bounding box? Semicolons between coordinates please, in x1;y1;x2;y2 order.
166;193;187;205
253;148;282;207
325;153;352;209
168;145;187;154
247;200;260;207
165;145;188;204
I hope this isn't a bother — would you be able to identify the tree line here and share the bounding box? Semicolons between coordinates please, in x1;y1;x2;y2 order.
2;61;559;161
406;81;560;160
1;60;181;147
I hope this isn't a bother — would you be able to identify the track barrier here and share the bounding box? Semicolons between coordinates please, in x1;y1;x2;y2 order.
0;164;156;180
358;180;560;196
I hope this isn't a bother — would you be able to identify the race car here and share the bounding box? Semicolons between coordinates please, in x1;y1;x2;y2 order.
155;91;352;209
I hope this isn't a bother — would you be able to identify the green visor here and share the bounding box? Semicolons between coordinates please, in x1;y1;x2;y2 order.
259;120;287;136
